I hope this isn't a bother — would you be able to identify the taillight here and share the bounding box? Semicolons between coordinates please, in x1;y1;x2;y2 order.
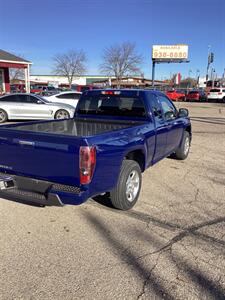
79;146;96;184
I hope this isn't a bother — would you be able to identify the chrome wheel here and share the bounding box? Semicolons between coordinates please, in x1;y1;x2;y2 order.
55;110;70;119
0;110;7;123
126;170;140;202
184;137;190;155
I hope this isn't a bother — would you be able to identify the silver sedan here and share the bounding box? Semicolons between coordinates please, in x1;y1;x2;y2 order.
0;93;76;123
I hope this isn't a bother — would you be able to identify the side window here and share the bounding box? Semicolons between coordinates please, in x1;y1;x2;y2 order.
66;93;75;99
56;94;63;99
57;94;67;99
28;95;39;103
158;95;177;118
0;95;19;102
17;95;28;103
57;93;75;99
148;94;163;119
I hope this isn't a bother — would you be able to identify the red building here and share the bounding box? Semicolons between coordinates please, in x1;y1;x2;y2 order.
0;49;32;94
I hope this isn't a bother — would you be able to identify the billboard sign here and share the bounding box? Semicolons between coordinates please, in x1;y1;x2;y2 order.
152;45;188;61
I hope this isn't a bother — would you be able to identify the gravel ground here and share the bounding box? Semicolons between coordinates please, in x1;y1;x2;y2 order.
0;102;225;300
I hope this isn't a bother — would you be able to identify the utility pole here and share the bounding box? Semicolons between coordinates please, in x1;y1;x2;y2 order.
206;45;211;81
196;69;200;88
212;68;216;88
206;45;214;83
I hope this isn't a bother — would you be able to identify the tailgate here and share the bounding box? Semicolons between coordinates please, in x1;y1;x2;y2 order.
0;129;83;186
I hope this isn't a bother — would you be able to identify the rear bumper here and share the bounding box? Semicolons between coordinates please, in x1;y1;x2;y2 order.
207;96;222;100
0;173;89;206
0;187;64;206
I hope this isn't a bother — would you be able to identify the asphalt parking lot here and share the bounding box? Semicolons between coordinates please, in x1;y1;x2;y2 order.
0;102;225;300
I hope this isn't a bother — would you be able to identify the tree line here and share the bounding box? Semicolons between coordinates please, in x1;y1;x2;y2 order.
53;42;143;88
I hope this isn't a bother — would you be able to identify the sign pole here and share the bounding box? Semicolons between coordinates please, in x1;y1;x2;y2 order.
152;60;155;88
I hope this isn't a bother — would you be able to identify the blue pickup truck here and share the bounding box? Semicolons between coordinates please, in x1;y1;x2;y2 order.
0;89;191;210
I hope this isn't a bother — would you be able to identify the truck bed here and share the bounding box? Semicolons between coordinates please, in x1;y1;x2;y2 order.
0;117;146;189
3;118;145;137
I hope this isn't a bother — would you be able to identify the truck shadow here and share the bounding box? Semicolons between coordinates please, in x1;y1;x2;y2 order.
83;209;225;299
90;198;225;249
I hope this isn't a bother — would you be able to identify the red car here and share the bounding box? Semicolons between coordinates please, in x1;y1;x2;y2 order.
186;90;207;102
30;85;43;94
166;90;185;101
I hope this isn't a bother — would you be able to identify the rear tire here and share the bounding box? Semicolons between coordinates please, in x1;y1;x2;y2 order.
0;109;8;123
174;131;191;160
110;160;142;210
54;109;70;119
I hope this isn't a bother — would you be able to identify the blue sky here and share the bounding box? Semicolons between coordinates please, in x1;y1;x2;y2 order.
0;0;224;80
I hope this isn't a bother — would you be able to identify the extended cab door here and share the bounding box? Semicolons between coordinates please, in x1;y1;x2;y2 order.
149;94;168;162
158;95;184;155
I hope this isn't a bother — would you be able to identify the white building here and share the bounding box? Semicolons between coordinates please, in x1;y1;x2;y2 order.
29;75;112;87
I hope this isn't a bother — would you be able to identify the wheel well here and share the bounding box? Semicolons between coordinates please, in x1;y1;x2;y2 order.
125;150;145;172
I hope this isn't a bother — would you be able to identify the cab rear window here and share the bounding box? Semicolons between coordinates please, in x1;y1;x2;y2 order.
76;94;146;117
210;89;220;92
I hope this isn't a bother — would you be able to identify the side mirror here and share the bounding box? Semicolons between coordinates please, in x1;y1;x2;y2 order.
165;111;176;120
37;100;43;104
178;108;189;117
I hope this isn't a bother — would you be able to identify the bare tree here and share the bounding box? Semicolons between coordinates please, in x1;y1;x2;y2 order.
100;42;143;88
53;50;87;87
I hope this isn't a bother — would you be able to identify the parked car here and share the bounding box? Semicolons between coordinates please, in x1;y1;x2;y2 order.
186;90;207;102
0;93;75;123
166;90;186;101
10;84;26;93
30;85;43;94
207;88;225;102
38;86;59;96
0;89;191;210
44;91;82;108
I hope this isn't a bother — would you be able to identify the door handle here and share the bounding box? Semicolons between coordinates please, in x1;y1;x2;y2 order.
18;140;35;146
14;139;35;147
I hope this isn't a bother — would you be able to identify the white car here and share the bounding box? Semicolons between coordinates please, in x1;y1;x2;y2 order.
0;93;75;123
44;91;82;107
207;88;225;102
